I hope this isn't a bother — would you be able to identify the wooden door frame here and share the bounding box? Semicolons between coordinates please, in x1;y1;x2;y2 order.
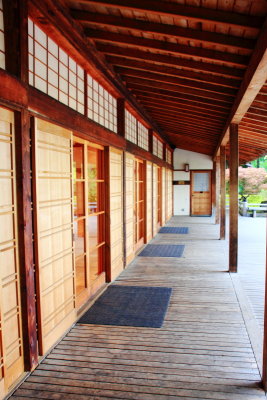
190;170;212;216
134;157;145;252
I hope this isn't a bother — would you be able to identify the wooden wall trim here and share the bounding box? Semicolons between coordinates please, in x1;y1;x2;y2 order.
229;124;239;272
14;110;38;371
0;70;27;109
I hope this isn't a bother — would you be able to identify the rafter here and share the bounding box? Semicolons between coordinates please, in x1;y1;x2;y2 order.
213;17;267;158
97;44;244;79
117;67;236;96
107;56;240;89
131;86;231;110
135;93;229;115
124;77;234;103
75;0;263;30
140;99;227;120
76;12;254;57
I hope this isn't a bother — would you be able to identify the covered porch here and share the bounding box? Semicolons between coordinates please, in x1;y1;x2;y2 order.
10;215;266;399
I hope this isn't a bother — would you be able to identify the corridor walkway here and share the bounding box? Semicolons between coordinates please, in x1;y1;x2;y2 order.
10;217;265;399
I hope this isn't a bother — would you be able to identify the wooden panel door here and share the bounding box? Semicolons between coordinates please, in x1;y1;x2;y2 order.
157;167;162;228
0;107;24;397
166;169;173;220
134;159;145;252
73;139;106;308
109;148;123;281
152;164;158;236
33;119;75;355
191;171;212;216
162;167;166;226
146;162;153;242
124;153;134;266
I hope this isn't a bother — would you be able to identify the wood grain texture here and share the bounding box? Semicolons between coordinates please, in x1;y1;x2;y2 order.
10;215;265;400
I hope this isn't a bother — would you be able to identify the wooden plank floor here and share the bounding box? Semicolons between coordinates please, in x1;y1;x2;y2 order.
10;216;266;399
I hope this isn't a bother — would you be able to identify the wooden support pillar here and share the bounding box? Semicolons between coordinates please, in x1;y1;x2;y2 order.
104;147;111;281
117;98;125;138
215;157;220;224
262;221;267;391
220;146;226;240
15;112;38;370
229;124;239;273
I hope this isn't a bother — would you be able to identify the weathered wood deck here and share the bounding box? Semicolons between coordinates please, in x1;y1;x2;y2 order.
10;216;266;399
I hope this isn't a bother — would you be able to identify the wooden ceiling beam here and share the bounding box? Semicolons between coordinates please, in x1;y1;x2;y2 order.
213;17;267;159
116;67;237;96
158;120;220;135
97;44;244;79
79;13;253;55
124;77;234;103
144;107;224;128
131;86;231;110
107;56;240;89
75;0;263;30
135;93;229;115
140;100;227;120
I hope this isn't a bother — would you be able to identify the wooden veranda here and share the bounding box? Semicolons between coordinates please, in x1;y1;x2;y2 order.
9;216;266;399
0;0;267;398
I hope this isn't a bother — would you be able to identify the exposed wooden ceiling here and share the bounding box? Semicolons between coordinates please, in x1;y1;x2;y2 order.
64;0;267;161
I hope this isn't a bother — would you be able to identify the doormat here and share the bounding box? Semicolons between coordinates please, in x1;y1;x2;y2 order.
138;244;185;257
159;227;189;234
78;285;172;328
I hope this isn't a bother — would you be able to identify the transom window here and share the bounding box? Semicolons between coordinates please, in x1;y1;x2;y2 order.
153;135;163;159
28;18;84;114
87;76;117;133
125;109;137;144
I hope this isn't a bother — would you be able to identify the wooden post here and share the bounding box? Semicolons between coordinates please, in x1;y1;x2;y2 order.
220;146;226;240
215;157;220;224
262;221;267;391
229;124;239;273
15;112;38;370
4;0;38;371
117;98;125;138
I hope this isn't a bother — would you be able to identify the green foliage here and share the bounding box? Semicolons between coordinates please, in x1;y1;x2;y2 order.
251;155;267;171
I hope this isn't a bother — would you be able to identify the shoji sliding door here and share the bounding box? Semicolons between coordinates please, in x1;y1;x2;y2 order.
109;148;124;280
162;167;166;226
146;161;153;242
152;164;158;236
0;107;24;396
124;152;135;265
33;118;75;355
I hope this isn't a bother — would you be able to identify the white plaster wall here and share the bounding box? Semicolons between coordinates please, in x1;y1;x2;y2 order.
174;171;190;181
173;148;213;170
174;186;190;215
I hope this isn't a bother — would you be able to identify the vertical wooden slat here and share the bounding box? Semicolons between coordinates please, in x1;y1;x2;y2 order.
229;124;239;273
15;112;38;371
220;146;226;240
262;222;267;391
104;147;111;282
